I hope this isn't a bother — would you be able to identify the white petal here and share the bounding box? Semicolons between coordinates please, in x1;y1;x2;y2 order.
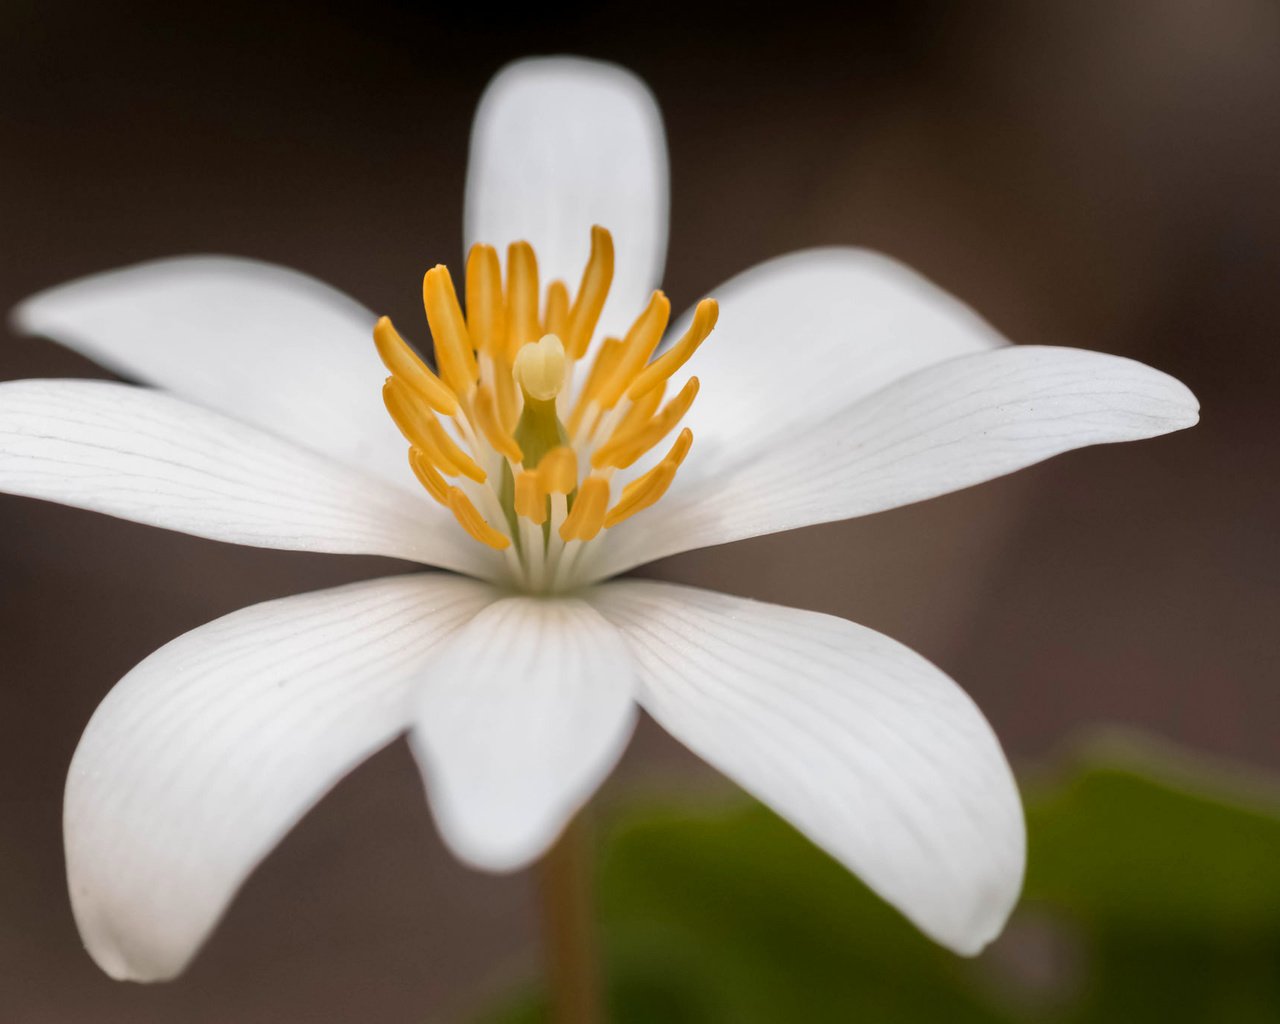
0;379;497;578
591;580;1025;955
409;596;637;872
675;248;1007;484
597;345;1199;577
11;255;412;489
465;57;668;339
65;573;498;981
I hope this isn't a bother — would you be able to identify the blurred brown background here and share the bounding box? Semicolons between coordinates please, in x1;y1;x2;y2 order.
1;1;1276;1020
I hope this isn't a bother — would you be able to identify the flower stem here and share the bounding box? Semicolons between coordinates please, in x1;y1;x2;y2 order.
538;811;603;1024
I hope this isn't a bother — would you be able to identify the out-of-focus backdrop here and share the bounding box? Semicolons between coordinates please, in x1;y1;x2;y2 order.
1;1;1276;1021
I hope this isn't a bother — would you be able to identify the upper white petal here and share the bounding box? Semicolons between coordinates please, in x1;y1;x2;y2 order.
10;255;413;490
465;56;668;339
675;248;1008;485
598;345;1199;577
65;573;498;981
409;596;637;872
0;379;497;578
591;580;1025;955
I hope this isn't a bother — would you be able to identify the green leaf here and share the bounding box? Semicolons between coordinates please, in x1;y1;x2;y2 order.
474;733;1280;1023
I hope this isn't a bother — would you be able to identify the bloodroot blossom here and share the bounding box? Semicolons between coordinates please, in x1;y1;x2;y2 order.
1;57;1196;982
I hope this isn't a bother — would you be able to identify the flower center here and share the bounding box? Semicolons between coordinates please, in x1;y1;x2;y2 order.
374;226;717;592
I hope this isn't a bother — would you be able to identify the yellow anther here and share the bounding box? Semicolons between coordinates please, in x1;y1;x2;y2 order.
604;428;693;529
514;470;547;524
407;448;449;505
544;280;570;338
506;241;540;361
666;424;694;465
567;337;625;435
446;487;510;550
382;377;438;451
473;384;523;463
513;334;567;402
375;229;715;566
537;445;578;494
559;475;610;542
493;357;519;432
465;244;506;357
423;266;479;393
611;380;666;443
565;226;615;359
593;377;699;470
596;290;670;409
422;418;486;482
373;317;458;415
383;380;486;482
628;298;718;400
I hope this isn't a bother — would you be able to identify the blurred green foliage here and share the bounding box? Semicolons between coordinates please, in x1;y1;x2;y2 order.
478;736;1280;1023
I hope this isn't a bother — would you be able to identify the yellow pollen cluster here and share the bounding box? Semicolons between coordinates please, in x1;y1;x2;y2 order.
374;226;717;587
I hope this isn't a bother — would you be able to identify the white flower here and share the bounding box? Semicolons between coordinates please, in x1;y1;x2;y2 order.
1;57;1197;982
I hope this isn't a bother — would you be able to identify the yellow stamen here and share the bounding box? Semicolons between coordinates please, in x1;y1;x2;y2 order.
465;244;506;357
374;226;717;581
537;445;578;494
602;380;665;447
565;226;615;359
383;380;486;482
493;358;520;432
514;469;547;524
423;266;479;393
373;317;458;415
628;298;718;400
559;475;610;542
513;334;568;402
593;376;699;470
506;241;540;361
604;428;693;528
447;487;510;549
544;280;570;337
596;290;670;409
407;448;449;505
567;337;625;435
473;384;523;463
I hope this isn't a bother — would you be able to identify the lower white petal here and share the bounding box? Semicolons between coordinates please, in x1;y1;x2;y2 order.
0;379;496;578
410;596;637;872
599;345;1199;577
591;580;1025;956
65;573;497;981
